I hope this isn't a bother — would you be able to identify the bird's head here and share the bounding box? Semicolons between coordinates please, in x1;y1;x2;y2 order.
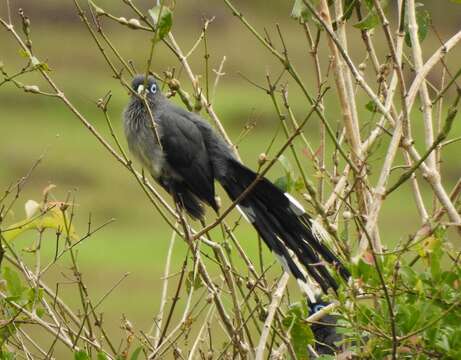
307;297;330;316
130;75;162;103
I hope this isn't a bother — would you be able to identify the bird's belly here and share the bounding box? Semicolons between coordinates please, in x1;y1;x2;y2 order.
131;140;165;179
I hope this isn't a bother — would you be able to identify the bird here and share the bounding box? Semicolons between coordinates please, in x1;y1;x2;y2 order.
123;74;350;297
307;297;342;355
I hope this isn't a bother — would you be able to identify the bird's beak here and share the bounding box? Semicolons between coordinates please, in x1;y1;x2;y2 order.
137;84;145;95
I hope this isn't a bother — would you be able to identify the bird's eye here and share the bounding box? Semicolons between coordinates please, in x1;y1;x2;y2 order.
150;83;157;94
313;304;325;313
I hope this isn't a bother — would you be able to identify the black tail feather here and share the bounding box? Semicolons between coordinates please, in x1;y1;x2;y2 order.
220;158;349;293
246;196;334;292
298;214;351;280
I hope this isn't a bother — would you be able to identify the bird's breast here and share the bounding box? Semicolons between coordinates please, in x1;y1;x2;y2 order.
125;120;165;179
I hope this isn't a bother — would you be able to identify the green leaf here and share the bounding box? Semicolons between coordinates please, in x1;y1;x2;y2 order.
290;321;314;359
2;267;26;298
274;174;297;192
294;177;305;192
433;226;447;242
291;0;303;19
148;5;173;41
27;287;43;302
416;8;430;42
130;347;143;360
353;0;388;30
352;258;377;284
343;0;358;21
0;350;15;360
365;100;381;113
275;155;298;192
36;307;45;318
430;252;442;281
274;175;289;192
396;303;423;333
290;0;323;21
74;350;90;360
185;271;203;293
291;0;310;21
0;323;17;343
354;11;379;30
97;352;109;360
405;5;431;47
401;265;418;286
282;303;314;360
24;287;44;309
450;0;461;4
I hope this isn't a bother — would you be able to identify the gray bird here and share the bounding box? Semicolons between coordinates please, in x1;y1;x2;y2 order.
307;298;342;355
123;75;349;294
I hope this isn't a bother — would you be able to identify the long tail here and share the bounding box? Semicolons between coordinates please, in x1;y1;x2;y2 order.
220;158;350;295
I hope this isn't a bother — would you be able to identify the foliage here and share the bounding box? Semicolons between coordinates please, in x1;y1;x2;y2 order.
339;228;461;358
282;302;314;359
148;4;173;41
404;3;431;47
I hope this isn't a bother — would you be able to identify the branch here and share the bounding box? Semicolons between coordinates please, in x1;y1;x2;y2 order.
255;272;289;360
387;98;459;196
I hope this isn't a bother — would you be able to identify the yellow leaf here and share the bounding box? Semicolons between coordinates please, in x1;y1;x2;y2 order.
418;236;440;258
2;206;77;242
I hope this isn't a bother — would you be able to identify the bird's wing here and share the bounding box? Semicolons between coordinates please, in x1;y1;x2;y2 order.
159;105;217;209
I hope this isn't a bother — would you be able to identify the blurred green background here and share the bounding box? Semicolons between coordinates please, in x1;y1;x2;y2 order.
1;0;461;356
